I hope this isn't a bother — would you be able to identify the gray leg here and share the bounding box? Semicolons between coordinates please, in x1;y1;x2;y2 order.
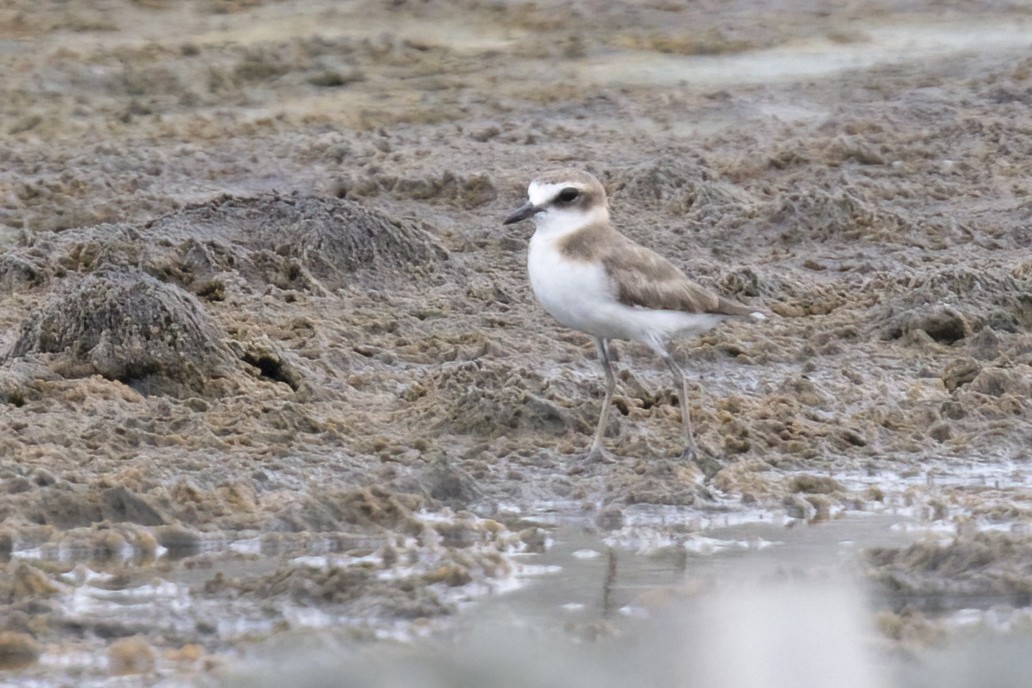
586;337;616;461
645;338;697;461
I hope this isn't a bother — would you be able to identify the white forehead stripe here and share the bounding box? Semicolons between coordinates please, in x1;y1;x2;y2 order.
528;181;573;207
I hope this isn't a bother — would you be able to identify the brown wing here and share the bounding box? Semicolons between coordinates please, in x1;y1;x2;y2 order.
599;234;755;316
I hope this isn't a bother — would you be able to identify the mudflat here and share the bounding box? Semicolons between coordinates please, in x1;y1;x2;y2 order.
0;0;1029;683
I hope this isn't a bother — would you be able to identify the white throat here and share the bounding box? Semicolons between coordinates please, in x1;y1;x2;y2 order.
532;205;608;237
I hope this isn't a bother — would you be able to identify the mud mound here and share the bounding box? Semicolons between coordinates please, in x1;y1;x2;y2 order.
607;156;755;217
0;359;58;407
610;458;709;506
873;266;1032;344
15;484;169;530
940;363;1032;429
274;486;426;534
4;194;451;298
5;268;236;396
146;194;450;292
0;252;45;291
337;169;499;209
763;184;914;244
410;360;594;439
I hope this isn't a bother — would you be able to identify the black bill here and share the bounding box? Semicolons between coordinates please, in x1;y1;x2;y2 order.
503;201;540;225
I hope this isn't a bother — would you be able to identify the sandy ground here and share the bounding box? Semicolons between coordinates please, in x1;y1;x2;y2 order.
0;0;1030;683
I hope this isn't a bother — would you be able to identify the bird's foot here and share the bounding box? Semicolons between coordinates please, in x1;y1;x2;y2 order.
585;444;618;463
568;445;617;474
679;443;722;480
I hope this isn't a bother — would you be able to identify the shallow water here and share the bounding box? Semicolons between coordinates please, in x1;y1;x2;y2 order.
579;18;1032;87
5;466;1031;686
223;507;1032;688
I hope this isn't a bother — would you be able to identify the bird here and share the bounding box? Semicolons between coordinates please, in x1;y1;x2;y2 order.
503;168;764;464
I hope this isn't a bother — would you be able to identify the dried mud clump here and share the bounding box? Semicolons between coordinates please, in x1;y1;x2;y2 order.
615;459;708;506
765;185;912;244
204;555;453;622
0;631;42;670
0;252;45;291
419;457;484;508
876;266;1032;344
271;486;426;534
9;480;170;530
147;194;450;292
5;268;236;396
865;531;1032;600
107;636;157;676
1;562;60;601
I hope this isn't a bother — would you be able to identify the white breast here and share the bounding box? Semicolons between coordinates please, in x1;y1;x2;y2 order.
527;232;630;339
527;231;730;344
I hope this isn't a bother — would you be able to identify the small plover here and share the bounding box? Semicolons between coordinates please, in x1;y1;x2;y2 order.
503;168;764;462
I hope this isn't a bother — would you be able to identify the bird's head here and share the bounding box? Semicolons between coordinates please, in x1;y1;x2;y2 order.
503;169;609;236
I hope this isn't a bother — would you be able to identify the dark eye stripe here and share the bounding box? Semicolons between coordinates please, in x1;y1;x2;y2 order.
557;187;580;203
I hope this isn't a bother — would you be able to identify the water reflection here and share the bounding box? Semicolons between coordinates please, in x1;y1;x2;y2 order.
224;514;1032;688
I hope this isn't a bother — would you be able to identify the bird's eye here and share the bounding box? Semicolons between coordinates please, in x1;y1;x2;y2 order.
557;188;580;203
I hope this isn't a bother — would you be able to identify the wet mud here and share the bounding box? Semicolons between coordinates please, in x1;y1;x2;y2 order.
1;0;1030;684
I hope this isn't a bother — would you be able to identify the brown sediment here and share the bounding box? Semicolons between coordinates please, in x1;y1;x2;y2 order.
0;0;1030;680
